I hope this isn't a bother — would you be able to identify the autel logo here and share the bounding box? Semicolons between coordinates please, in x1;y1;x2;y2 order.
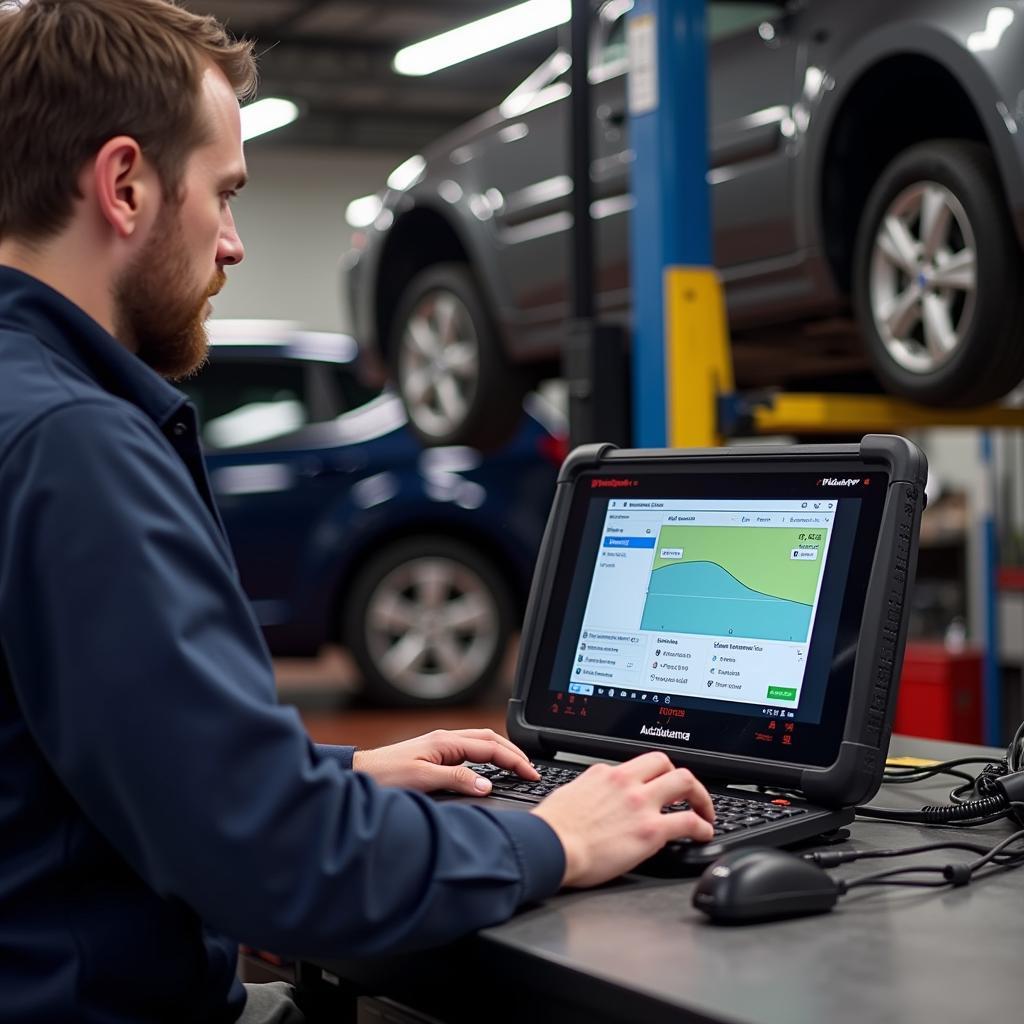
640;724;691;741
591;478;638;489
817;477;861;487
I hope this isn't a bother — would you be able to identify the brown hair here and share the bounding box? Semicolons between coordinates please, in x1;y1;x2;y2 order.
0;0;257;243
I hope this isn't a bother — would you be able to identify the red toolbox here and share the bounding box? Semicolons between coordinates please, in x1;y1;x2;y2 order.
894;643;983;743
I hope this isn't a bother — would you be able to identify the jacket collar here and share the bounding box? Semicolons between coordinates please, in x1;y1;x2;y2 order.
0;265;188;428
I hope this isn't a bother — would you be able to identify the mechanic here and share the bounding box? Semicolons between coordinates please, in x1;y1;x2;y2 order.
0;2;715;1022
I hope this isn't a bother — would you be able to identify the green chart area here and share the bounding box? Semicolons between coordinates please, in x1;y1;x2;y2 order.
641;525;828;643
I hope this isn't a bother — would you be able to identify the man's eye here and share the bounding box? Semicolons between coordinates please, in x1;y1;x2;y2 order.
221;190;238;206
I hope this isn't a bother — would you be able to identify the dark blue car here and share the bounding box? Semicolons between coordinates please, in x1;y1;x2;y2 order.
179;321;565;706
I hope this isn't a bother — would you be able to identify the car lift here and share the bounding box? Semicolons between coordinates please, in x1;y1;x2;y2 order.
665;271;1024;447
621;0;1024;743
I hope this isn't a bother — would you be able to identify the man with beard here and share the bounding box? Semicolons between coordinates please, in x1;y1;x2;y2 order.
0;3;715;1023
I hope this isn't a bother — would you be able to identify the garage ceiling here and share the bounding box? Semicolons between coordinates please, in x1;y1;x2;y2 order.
182;0;562;150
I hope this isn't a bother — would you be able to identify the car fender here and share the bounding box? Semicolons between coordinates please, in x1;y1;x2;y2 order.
359;185;516;358
292;467;539;646
802;18;1024;256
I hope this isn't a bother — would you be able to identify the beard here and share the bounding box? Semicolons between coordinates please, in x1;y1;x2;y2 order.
113;205;225;381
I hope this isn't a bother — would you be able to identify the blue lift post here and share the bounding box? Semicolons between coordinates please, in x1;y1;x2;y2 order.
627;0;729;448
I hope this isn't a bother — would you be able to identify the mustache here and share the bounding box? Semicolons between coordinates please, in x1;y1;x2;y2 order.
206;268;227;299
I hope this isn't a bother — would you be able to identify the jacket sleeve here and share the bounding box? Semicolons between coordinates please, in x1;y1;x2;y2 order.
0;401;564;957
314;743;356;770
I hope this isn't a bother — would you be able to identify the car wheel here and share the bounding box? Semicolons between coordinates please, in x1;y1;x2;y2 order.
344;537;512;707
853;140;1024;405
390;263;527;449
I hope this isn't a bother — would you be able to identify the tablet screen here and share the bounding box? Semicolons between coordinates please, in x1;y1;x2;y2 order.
523;462;890;768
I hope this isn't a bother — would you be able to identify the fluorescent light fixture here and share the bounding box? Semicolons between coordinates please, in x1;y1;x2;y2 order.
240;98;299;142
394;0;570;77
345;194;384;228
387;155;426;192
967;7;1014;52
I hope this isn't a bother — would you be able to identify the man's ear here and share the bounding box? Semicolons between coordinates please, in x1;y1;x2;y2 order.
88;136;157;240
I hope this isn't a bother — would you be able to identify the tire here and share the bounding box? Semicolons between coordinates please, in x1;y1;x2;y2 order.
852;140;1024;406
389;263;527;449
344;537;512;707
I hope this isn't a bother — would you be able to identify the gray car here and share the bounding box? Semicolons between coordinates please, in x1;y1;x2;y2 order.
347;0;1024;447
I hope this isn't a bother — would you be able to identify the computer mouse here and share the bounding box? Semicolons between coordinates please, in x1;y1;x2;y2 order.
692;846;842;924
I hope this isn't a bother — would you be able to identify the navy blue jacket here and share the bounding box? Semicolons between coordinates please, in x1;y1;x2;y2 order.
0;268;564;1023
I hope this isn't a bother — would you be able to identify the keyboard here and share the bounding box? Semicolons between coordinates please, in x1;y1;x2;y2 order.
469;761;817;847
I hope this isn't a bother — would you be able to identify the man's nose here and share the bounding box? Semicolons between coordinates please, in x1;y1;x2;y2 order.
217;210;245;266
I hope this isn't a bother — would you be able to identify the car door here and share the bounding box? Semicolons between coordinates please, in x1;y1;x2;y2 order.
590;0;801;316
476;1;801;337
468;6;642;339
183;356;368;630
707;1;803;268
471;51;576;337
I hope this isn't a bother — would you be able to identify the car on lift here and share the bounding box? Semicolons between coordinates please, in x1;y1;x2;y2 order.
347;0;1024;448
179;321;566;707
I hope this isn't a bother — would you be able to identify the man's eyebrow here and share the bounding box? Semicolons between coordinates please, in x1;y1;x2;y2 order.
222;172;248;191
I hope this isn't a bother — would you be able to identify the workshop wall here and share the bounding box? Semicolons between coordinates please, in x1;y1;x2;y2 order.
209;145;405;332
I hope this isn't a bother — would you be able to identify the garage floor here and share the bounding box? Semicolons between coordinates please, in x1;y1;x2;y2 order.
275;644;515;749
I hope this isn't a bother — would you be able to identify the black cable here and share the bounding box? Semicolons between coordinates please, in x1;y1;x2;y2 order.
842;865;951;890
866;743;1024;826
807;821;1024;895
883;767;977;788
807;838;1001;866
1008;720;1024;773
841;833;1024;891
881;756;1006;809
855;793;1009;824
857;806;1015;827
882;756;998;781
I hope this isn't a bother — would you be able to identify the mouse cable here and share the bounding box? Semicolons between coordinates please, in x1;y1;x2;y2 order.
834;824;1024;893
804;823;1024;870
800;822;1024;895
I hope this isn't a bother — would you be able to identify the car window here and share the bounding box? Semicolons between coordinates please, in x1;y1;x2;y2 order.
327;365;381;414
306;360;381;418
182;360;309;450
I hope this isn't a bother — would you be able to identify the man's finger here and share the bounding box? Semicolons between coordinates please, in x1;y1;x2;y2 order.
430;763;494;796
449;728;533;767
616;750;677;783
451;738;539;779
660;809;715;844
646;768;716;823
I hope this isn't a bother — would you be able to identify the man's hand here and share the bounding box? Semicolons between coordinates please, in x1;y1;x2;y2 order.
352;729;539;794
531;752;715;887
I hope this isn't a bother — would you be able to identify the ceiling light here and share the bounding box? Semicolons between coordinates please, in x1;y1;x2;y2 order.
387;155;426;192
967;7;1014;52
240;98;299;142
394;0;570;77
345;194;384;229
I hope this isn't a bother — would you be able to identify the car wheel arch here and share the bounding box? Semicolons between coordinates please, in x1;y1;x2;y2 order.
806;32;1019;294
329;520;531;648
373;203;511;367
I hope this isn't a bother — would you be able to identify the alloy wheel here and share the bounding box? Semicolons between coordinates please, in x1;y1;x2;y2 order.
397;290;480;441
869;181;978;376
363;555;500;701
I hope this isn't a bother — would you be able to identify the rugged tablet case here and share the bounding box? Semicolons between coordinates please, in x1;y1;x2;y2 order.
507;434;927;809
